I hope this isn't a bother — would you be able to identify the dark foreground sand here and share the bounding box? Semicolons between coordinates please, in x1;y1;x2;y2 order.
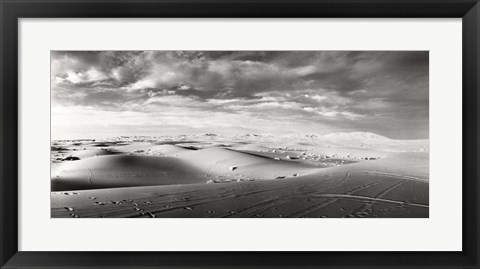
51;133;429;218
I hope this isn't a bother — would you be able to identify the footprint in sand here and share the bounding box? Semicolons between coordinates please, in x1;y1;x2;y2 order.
133;207;143;211
184;207;193;210
207;210;215;214
164;205;171;209
147;212;156;218
144;201;152;204
94;202;106;205
70;213;79;218
89;197;96;200
228;210;237;215
64;207;74;211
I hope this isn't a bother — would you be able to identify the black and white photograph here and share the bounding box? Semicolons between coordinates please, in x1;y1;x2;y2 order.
51;51;429;218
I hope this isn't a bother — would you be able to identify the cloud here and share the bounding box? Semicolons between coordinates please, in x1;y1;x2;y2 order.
62;68;108;84
124;78;156;91
51;51;429;139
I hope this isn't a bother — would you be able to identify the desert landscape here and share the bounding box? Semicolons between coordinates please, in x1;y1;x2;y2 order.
51;51;429;218
51;132;428;218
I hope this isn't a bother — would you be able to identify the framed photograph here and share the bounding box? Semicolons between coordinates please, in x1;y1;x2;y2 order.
1;0;479;268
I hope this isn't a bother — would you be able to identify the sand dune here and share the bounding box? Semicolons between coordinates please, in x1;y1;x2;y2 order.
67;148;122;159
51;155;206;191
52;146;320;191
51;161;428;218
321;132;391;141
51;133;429;218
178;147;320;180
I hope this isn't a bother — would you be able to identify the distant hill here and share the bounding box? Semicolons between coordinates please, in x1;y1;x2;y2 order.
322;132;391;141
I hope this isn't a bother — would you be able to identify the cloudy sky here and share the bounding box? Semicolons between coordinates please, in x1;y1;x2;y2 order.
51;51;428;140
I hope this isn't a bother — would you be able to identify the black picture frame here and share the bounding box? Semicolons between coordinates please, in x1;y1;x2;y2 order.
1;0;479;268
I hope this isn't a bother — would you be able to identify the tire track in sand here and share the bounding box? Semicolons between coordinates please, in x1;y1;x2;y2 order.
286;171;388;217
349;171;428;216
350;178;409;216
311;194;428;208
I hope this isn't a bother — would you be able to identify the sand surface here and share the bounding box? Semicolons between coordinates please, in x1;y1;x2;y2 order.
51;133;429;218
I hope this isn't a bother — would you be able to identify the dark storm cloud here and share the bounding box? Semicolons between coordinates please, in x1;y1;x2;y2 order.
51;51;429;139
